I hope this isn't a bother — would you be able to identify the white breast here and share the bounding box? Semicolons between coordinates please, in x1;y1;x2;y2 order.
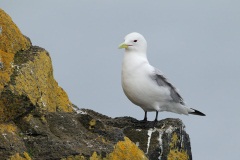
121;52;171;111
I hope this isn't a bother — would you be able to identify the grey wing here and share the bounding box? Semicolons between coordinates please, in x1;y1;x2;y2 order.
152;68;185;105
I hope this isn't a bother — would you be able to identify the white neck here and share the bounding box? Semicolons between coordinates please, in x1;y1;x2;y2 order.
124;50;148;60
122;50;149;71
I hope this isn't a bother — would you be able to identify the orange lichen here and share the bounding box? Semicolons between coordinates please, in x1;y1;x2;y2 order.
0;9;31;54
0;50;14;92
168;132;189;160
107;137;148;160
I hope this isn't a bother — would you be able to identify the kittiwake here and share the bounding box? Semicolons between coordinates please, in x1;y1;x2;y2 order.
118;32;205;121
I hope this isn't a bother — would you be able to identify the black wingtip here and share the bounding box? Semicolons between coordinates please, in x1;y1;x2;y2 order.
189;108;206;116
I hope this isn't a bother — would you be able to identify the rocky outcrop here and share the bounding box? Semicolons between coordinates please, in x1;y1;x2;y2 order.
0;108;191;160
0;9;192;160
0;8;72;122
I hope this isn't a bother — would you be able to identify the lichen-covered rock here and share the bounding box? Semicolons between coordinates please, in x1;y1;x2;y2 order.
0;9;192;160
83;109;192;160
0;123;28;160
9;46;73;113
0;46;73;122
0;8;73;122
107;137;148;160
8;152;31;160
1;109;190;160
0;50;14;92
0;8;73;159
0;9;31;54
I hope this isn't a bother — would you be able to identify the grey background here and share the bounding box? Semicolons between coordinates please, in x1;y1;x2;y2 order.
1;0;240;159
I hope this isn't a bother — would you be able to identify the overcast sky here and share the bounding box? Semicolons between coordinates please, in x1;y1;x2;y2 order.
1;1;240;159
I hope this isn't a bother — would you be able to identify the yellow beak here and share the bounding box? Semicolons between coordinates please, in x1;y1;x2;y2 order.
118;43;128;49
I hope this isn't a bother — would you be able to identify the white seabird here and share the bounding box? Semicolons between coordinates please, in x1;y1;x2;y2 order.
118;32;205;121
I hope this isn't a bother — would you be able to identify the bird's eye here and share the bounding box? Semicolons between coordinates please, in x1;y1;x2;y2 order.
133;40;138;42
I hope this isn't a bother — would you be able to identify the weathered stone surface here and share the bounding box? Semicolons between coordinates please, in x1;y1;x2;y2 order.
82;109;192;160
0;108;191;160
0;9;192;160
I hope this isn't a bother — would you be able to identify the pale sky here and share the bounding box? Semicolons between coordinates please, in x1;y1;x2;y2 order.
1;1;240;159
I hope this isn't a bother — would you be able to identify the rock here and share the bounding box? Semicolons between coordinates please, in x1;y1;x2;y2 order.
0;9;192;160
1;109;191;160
82;109;192;160
0;9;31;54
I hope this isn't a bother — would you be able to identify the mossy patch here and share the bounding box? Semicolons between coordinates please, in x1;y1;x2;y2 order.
0;9;31;54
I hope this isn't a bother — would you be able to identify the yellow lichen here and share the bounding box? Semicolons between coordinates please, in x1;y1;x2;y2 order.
0;9;31;54
0;50;14;93
102;137;106;143
40;115;47;124
0;10;72;122
0;9;31;121
107;137;148;160
0;123;17;133
168;132;189;160
23;152;32;160
168;149;189;160
22;114;33;122
55;85;73;112
89;119;96;129
61;155;86;160
0;123;20;145
90;152;102;160
9;50;73;113
8;152;31;160
169;132;178;148
60;137;148;160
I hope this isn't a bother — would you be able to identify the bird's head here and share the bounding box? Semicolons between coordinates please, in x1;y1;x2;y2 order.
118;32;147;53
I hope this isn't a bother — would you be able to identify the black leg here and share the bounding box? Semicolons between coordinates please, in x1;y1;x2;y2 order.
143;111;147;121
154;111;158;122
